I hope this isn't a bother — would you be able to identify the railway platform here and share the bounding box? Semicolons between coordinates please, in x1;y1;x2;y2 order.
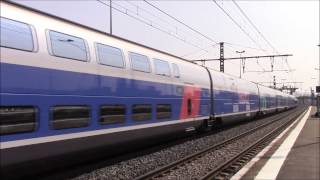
232;106;319;180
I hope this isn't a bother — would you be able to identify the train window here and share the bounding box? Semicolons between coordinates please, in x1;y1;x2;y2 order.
132;104;152;121
0;17;34;51
48;30;88;61
100;105;126;125
156;104;171;119
51;105;90;130
154;59;171;77
172;63;180;78
0;106;37;135
129;52;151;73
96;43;125;68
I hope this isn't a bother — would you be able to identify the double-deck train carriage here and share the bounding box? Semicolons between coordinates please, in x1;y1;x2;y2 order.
276;90;286;111
257;84;279;114
289;94;298;108
171;62;211;120
0;0;298;171
277;91;293;111
257;84;298;113
0;1;211;168
209;70;260;121
285;93;297;109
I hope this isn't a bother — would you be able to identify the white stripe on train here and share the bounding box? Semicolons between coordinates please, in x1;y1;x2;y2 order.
0;116;208;149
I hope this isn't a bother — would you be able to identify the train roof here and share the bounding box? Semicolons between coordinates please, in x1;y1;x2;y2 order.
2;1;247;80
2;0;295;98
3;0;197;65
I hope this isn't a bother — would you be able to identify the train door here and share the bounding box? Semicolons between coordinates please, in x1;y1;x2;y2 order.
179;83;201;119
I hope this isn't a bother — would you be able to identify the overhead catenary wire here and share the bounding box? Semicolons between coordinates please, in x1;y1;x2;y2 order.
143;0;273;55
215;1;295;84
231;0;295;84
111;1;210;53
130;0;274;57
96;0;208;53
211;0;267;54
231;0;279;54
141;0;270;61
123;0;210;48
143;0;218;45
224;42;267;52
100;0;293;86
181;43;219;58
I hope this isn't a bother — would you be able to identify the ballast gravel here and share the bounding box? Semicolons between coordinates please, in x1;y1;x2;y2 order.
73;111;294;180
155;118;288;180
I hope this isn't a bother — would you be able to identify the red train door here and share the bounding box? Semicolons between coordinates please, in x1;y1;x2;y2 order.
180;85;201;119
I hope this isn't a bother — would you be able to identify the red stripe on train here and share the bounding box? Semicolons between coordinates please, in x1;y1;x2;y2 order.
180;85;201;119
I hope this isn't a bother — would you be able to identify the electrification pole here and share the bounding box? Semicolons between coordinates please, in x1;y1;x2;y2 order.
220;42;224;72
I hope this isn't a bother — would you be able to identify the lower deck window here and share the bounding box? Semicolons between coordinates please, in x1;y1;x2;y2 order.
51;105;90;129
0;106;37;135
100;105;126;125
157;104;171;119
132;104;152;121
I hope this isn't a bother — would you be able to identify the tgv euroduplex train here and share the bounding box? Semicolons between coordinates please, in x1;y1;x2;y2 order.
0;0;297;171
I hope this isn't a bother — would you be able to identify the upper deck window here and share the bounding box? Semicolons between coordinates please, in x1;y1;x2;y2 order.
96;43;124;68
0;17;34;51
129;52;151;73
172;63;180;78
154;59;171;77
48;30;88;61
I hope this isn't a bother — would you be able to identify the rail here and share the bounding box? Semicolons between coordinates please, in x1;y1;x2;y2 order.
134;107;307;180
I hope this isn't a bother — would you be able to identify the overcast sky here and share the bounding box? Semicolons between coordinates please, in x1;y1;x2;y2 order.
13;0;320;95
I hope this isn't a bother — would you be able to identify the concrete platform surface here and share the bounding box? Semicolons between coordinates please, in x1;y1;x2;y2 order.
276;107;319;180
232;106;319;180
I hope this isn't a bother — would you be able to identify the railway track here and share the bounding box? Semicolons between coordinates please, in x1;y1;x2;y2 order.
40;107;304;180
134;107;307;180
34;112;256;180
38;111;293;180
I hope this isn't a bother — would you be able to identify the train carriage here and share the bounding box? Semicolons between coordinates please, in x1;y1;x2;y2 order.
0;0;298;173
209;70;260;121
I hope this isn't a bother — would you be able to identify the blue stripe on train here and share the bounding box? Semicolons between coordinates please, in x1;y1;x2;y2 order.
0;62;261;142
0;62;210;142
